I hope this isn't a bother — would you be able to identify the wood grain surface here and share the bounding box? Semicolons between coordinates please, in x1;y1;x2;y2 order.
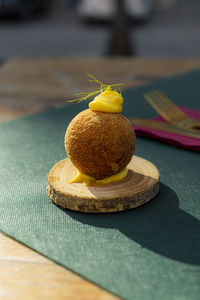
1;58;200;122
47;156;159;213
1;58;200;299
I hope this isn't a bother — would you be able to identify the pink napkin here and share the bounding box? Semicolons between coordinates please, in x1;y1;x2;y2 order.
133;107;200;151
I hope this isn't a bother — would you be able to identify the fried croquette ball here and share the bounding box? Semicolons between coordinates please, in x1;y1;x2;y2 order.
65;109;136;179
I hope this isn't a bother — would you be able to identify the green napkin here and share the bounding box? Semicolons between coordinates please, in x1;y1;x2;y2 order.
0;70;200;300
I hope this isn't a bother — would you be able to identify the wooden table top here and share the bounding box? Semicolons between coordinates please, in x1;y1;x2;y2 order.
1;58;200;299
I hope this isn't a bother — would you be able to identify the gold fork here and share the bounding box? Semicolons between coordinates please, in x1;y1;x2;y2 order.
144;90;200;129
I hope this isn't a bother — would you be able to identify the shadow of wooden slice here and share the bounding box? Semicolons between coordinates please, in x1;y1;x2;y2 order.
47;156;159;213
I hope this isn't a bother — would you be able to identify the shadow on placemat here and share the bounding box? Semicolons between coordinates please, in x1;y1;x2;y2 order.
59;183;200;266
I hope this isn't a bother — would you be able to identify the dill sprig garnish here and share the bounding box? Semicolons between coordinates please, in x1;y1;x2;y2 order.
68;74;124;103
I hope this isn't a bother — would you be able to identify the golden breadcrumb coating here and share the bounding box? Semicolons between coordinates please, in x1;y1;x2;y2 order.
65;109;136;179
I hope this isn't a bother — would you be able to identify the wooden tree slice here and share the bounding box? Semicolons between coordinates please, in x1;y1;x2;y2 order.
47;156;159;213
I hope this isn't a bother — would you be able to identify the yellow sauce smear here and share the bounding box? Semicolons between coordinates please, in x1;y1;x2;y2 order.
69;168;128;186
89;89;123;113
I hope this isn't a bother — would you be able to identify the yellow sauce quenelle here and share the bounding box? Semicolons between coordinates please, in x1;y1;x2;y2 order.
89;89;124;113
69;168;128;187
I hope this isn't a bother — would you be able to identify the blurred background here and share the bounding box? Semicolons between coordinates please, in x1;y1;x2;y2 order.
0;0;200;61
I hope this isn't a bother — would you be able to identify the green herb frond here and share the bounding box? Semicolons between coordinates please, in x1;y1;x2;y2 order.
68;90;101;103
68;73;124;103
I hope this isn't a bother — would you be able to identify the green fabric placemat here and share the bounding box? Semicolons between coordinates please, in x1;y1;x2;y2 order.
0;70;200;300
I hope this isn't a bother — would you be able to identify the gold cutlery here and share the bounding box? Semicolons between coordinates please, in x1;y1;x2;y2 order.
130;118;200;139
144;90;200;129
